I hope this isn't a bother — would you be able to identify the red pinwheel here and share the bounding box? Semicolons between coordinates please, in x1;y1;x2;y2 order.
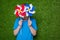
14;4;26;18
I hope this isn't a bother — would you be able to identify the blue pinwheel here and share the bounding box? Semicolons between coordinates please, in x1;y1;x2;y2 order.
25;4;35;16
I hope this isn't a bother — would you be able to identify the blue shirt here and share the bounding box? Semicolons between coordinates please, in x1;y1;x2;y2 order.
13;17;37;40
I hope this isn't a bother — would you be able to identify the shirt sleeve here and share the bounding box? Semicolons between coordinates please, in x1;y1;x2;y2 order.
32;19;38;30
13;18;19;30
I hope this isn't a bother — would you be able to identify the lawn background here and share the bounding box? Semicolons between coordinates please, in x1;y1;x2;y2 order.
0;0;60;40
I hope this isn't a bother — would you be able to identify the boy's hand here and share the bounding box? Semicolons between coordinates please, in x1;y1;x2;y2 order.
28;18;32;27
19;19;23;26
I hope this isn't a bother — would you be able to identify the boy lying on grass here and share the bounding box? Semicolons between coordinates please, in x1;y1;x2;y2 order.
13;4;37;40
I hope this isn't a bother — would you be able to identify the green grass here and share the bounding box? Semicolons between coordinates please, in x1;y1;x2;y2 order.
0;0;60;40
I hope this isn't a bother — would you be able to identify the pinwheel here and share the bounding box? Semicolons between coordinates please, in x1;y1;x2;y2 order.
14;4;35;18
25;4;35;16
14;4;26;18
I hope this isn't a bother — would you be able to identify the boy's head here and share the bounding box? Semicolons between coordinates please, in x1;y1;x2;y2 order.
22;16;29;20
24;16;28;20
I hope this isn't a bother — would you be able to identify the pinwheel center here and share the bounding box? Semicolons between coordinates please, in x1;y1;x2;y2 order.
28;8;30;11
18;10;22;13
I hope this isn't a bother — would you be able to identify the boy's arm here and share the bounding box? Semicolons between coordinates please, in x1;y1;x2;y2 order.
13;25;21;36
28;18;37;36
13;20;23;36
29;26;37;36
